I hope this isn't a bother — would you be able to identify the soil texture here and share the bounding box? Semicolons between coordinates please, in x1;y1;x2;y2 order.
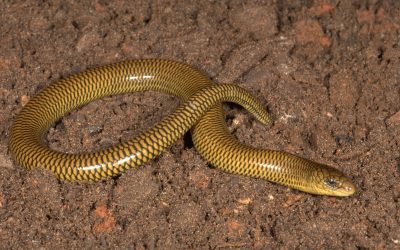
0;0;399;249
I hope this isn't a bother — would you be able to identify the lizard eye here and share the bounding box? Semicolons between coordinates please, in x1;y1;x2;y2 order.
324;178;338;188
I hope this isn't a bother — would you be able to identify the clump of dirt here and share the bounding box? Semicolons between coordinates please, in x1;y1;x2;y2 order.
0;1;399;248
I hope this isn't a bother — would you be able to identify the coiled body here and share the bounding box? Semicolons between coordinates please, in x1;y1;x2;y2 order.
9;59;355;196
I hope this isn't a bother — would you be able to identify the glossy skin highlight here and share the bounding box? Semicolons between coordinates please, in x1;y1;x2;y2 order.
9;59;355;196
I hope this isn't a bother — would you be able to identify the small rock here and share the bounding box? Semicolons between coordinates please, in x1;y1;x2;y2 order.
283;194;303;207
94;205;112;219
227;219;245;237
94;2;107;12
93;205;116;233
20;95;30;106
0;193;5;208
93;217;116;234
319;36;332;48
387;111;400;126
312;3;334;16
189;171;209;189
237;197;252;205
88;124;103;134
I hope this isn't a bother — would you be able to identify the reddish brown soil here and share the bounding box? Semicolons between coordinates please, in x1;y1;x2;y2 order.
1;1;399;249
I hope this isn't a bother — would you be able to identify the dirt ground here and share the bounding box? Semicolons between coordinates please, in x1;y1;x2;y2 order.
0;0;399;249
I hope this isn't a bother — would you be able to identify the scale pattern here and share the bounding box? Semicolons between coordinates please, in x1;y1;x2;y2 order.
9;59;355;196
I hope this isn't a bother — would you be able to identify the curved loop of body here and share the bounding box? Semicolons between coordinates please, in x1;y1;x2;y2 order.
9;59;355;196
